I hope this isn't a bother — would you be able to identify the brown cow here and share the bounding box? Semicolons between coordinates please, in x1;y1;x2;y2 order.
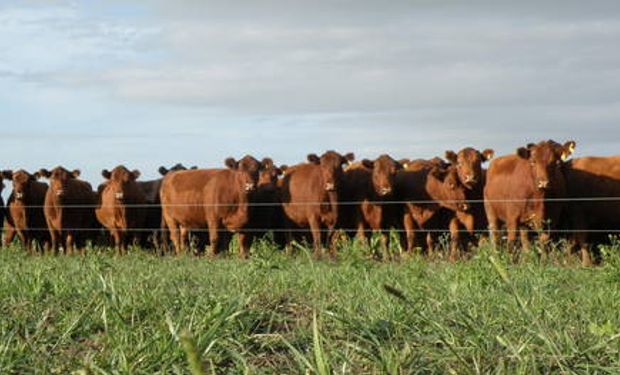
243;158;285;249
395;160;471;260
339;155;403;258
96;166;147;254
562;156;620;265
160;156;261;255
1;170;50;252
203;156;264;258
444;147;494;246
38;167;99;255
0;173;6;245
484;140;575;252
279;151;355;257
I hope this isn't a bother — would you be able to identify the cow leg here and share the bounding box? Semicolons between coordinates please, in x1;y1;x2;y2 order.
111;229;122;256
486;207;500;250
66;233;74;256
308;216;322;259
403;213;416;254
49;230;59;255
519;227;531;252
505;217;519;261
449;217;460;262
207;224;219;258
3;224;16;248
426;231;435;258
238;232;251;259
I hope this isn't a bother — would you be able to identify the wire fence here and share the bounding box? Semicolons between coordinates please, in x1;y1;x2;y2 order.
3;196;620;209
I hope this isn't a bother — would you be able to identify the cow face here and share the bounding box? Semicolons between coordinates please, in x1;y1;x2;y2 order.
517;140;575;191
38;167;81;201
101;166;141;202
308;150;355;192
258;158;283;188
430;166;470;212
225;155;262;193
5;170;37;201
445;147;494;189
362;154;402;197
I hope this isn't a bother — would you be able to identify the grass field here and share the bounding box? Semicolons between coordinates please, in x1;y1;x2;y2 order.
1;239;620;374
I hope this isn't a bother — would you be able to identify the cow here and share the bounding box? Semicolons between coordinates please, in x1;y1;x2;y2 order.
444;147;494;247
395;159;471;261
96;166;147;254
339;155;403;259
0;173;6;245
38;167;99;255
562;156;620;265
160;156;261;256
243;158;285;249
203;156;264;258
279;151;355;258
1;170;50;253
484;140;575;253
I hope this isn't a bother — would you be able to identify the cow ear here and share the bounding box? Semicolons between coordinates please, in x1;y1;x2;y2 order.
307;154;320;164
101;169;111;179
561;140;576;161
71;169;81;178
131;170;141;180
225;158;238;169
481;149;495;162
1;170;13;180
445;150;458;163
343;152;355;164
38;169;51;178
280;165;289;175
516;147;530;159
361;159;374;169
158;166;168;176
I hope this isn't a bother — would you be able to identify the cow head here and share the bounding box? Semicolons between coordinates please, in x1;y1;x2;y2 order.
307;150;355;192
37;167;81;201
361;154;403;197
516;140;575;191
445;147;494;190
258;158;283;189
225;155;263;193
101;165;141;202
429;166;470;212
158;163;198;176
3;169;39;201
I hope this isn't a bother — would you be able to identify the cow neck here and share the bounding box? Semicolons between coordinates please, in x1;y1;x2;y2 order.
223;171;251;230
424;173;449;211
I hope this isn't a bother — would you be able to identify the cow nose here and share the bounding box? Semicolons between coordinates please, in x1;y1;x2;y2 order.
460;203;470;211
115;192;124;200
15;192;24;199
380;187;392;196
465;175;477;184
325;183;335;191
245;183;256;192
538;180;549;189
55;190;64;197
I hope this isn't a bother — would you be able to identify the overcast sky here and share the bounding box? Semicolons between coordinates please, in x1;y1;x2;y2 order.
1;0;620;188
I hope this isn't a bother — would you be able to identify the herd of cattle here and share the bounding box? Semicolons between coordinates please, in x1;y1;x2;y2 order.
1;139;619;265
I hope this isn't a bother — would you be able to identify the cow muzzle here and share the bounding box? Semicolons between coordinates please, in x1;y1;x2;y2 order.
459;203;470;211
464;175;477;184
379;187;392;196
55;190;64;197
245;183;256;192
537;180;550;190
15;192;24;200
324;183;336;192
115;192;124;200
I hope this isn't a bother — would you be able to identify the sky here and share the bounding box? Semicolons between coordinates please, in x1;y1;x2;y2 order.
1;0;620;190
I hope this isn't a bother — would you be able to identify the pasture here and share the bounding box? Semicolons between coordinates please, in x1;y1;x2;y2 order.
1;239;620;374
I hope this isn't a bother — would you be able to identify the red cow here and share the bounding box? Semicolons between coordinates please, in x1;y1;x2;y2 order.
484;140;575;251
279;151;355;257
38;167;99;254
1;170;50;252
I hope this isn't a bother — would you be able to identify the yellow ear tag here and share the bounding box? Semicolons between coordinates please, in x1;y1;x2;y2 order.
403;163;409;169
561;152;569;161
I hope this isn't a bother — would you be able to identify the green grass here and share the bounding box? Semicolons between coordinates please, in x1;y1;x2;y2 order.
1;239;620;374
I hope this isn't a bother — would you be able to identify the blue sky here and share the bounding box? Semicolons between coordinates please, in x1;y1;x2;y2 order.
1;0;620;190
